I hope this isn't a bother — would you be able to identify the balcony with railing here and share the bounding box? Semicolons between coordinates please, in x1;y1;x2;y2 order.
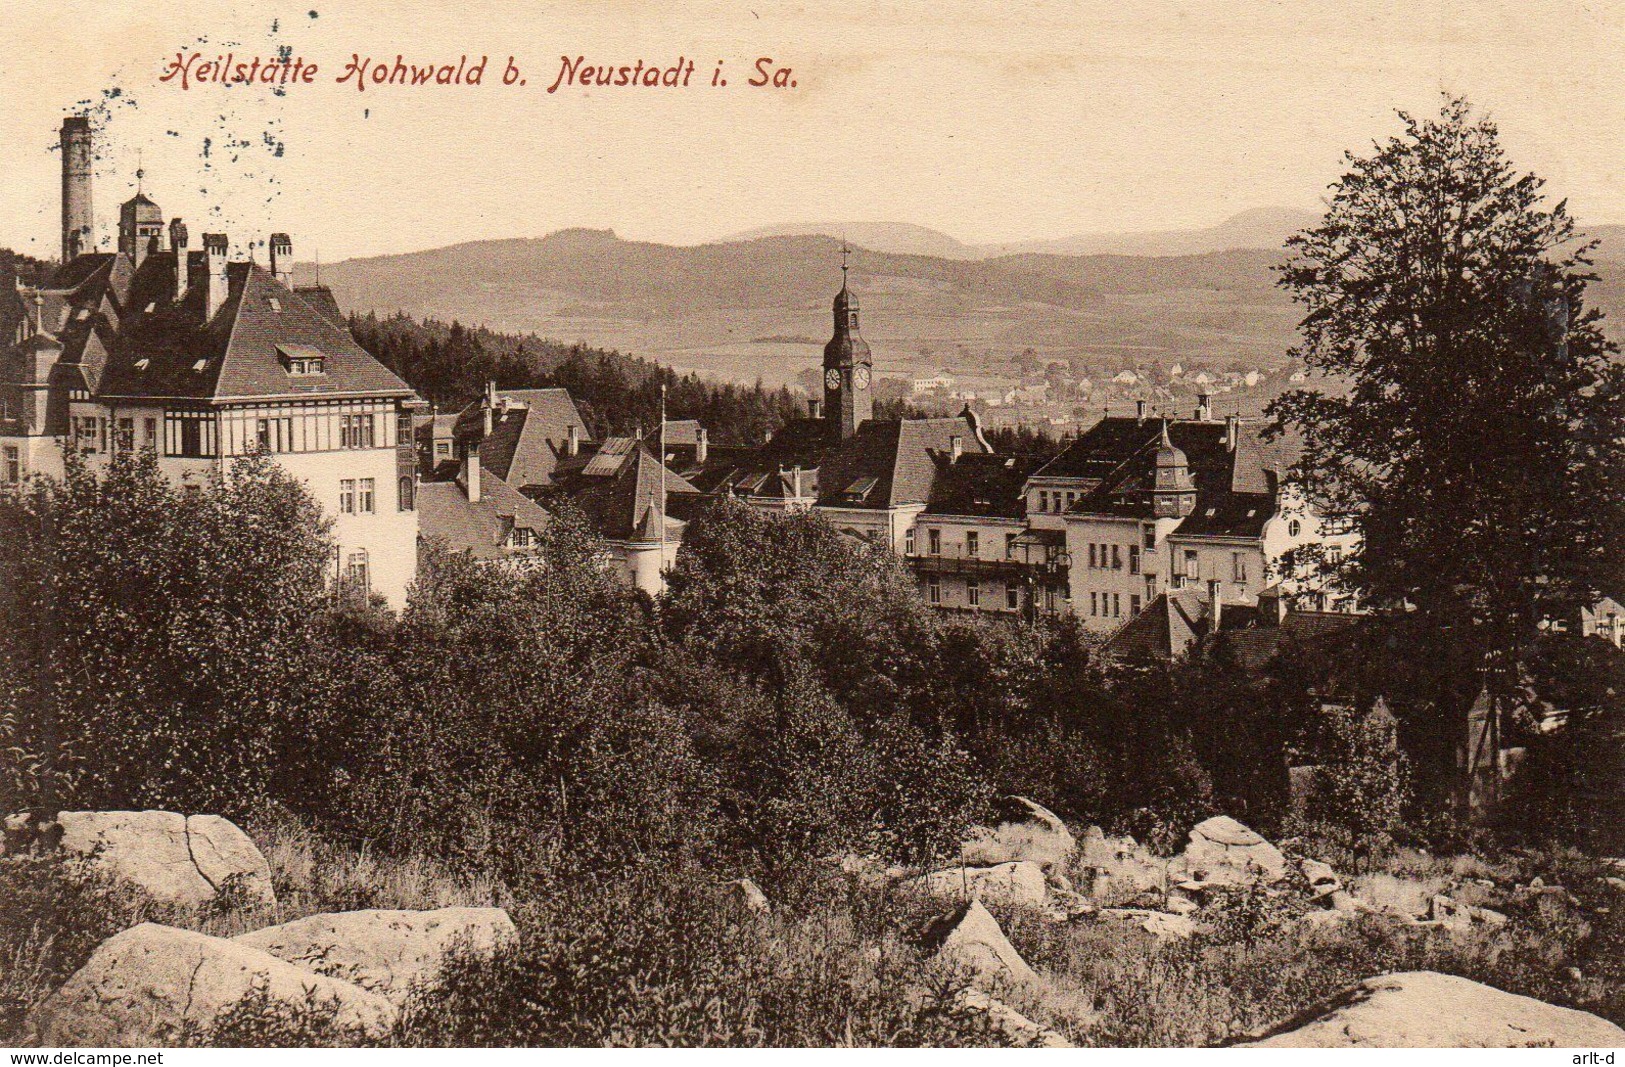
905;542;1071;580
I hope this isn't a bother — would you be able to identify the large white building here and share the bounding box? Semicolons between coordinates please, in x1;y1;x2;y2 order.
1;117;423;608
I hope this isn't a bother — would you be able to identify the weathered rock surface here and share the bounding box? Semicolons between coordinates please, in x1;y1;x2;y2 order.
923;899;1039;986
1299;858;1342;897
1240;971;1625;1047
31;923;393;1046
1098;907;1197;941
15;810;276;907
904;861;1049;909
725;877;771;914
234;907;516;1004
961;796;1076;873
1175;816;1286;886
951;987;1071;1047
1078;826;1167;898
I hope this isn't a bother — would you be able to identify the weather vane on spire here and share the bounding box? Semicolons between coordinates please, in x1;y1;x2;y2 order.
135;149;144;194
839;237;850;284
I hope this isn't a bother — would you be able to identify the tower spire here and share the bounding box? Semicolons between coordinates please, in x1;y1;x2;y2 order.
839;237;850;287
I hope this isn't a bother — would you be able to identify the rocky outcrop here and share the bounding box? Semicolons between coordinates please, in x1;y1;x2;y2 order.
961;796;1076;873
7;810;274;907
1240;971;1625;1047
31;923;394;1047
724;878;771;914
1173;816;1286;887
1078;826;1167;899
950;987;1071;1047
903;861;1049;909
1097;907;1198;941
233;908;516;1004
923;899;1039;986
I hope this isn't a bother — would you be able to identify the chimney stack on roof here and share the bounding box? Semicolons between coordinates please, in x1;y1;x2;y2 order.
1225;414;1239;452
1207;578;1223;633
950;434;964;462
1136;399;1147;423
1196;393;1213;421
465;440;482;503
567;424;580;457
269;233;293;289
808;398;822;420
695;426;708;466
169;219;189;302
201;234;230;321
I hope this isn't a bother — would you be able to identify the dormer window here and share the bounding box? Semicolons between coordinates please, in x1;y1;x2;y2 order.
134;358;150;371
277;344;326;377
192;359;208;372
266;297;282;313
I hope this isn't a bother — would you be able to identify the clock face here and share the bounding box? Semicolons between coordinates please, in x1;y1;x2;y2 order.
854;365;871;390
825;368;842;390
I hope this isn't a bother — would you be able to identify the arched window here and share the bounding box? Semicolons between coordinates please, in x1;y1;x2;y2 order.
398;476;414;511
1288;519;1302;538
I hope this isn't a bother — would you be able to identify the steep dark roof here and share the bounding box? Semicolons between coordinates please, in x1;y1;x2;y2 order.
569;442;699;542
1104;589;1210;660
417;465;552;560
924;451;1039;518
294;285;346;328
1213;611;1364;672
98;263;413;401
693;416;835;497
816;415;988;510
453;388;591;489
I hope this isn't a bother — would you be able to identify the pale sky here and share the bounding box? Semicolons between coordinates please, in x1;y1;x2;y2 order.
0;0;1620;262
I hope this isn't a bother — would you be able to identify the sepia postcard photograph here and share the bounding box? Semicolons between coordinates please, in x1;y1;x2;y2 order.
0;0;1622;1053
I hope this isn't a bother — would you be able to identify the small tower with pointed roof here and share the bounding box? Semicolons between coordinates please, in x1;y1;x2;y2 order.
823;242;873;440
1150;421;1196;518
118;169;164;269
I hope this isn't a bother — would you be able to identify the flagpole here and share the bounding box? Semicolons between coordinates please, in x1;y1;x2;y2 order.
658;382;667;586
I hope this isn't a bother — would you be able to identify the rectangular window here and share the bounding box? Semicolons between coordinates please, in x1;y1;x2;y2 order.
255;416;294;453
115;418;134;452
357;478;375;514
435;441;451;456
1039;490;1049;514
73;416;99;453
967;579;981;608
1143;526;1156;549
165;410;215;458
143;417;157;449
1113;592;1121;617
965;531;979;558
1232;552;1248;582
927;576;941;604
1111;544;1122;570
2;445;19;483
1090;591;1098;616
345;551;370;591
1328;546;1344;565
1005;532;1018;559
1131;594;1142;617
904;528;916;555
1005;583;1019;610
928;528;941;556
1184;549;1199;579
339;478;356;515
1129;545;1141;575
1088;544;1097;569
340;413;376;449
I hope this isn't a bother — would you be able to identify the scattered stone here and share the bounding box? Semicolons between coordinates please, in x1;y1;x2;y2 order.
724;877;771;914
1098;907;1197;941
904;861;1049;910
1165;895;1199;916
827;852;910;888
1174;816;1286;887
1078;826;1167;897
961;796;1076;873
32;811;276;907
922;899;1039;986
1299;858;1342;897
1238;971;1625;1047
951;987;1071;1047
1604;876;1625;893
31;923;393;1047
233;907;516;1005
1430;894;1508;930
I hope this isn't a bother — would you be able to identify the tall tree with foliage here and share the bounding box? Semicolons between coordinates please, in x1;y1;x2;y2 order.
1268;98;1625;806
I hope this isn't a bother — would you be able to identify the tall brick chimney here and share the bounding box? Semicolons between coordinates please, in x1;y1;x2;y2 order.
201;234;229;321
169;219;189;301
60;117;94;262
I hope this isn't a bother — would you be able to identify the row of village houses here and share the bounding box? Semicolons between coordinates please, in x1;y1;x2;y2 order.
4;118;1620;661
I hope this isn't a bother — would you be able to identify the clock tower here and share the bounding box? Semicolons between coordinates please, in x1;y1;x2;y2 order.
823;243;873;440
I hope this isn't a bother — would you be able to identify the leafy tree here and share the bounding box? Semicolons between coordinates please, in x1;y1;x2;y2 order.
1268;97;1625;809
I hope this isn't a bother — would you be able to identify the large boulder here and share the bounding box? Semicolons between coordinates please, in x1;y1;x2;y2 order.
1078;826;1167;899
31;923;394;1046
923;899;1038;986
1241;971;1625;1048
903;861;1049;909
234;908;516;1004
950;987;1071;1047
40;810;275;907
961;796;1076;873
1174;816;1286;887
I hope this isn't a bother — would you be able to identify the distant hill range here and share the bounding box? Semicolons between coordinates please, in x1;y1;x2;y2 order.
301;213;1625;391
